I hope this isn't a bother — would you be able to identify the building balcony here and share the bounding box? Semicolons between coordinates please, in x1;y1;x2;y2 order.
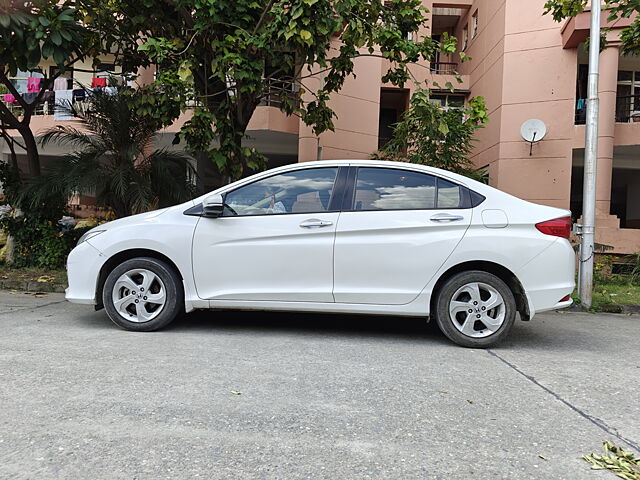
1;83;300;138
429;61;458;75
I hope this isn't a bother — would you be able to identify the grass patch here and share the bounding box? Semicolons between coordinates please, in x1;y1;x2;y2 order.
572;278;640;312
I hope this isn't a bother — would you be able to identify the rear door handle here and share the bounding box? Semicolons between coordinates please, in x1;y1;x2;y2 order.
430;213;464;222
300;219;333;228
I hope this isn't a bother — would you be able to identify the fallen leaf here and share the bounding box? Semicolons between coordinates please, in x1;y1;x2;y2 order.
230;390;242;395
36;275;55;283
538;454;548;461
436;390;448;394
466;399;473;404
8;291;18;295
34;294;47;298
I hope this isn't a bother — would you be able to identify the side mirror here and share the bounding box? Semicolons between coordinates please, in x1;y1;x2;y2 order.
202;194;224;218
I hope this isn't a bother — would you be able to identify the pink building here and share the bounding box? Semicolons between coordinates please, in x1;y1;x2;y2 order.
297;0;640;254
2;0;639;253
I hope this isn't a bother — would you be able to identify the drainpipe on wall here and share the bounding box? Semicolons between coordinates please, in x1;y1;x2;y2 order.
579;0;602;309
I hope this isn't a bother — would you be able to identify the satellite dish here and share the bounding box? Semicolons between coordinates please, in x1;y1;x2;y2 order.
520;119;547;155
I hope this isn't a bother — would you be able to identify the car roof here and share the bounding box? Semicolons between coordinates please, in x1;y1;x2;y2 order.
202;158;496;203
272;159;478;187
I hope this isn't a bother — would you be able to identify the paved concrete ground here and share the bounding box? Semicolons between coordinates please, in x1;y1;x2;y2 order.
0;291;638;480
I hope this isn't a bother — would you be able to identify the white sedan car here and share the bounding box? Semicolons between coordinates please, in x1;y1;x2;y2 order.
67;160;575;347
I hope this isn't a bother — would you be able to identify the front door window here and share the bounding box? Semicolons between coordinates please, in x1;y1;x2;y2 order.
223;167;339;216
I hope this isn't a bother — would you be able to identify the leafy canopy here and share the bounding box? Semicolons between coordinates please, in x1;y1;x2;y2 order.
0;0;91;75
84;0;451;180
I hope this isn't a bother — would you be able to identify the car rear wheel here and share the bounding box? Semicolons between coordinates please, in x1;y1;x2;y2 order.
435;270;516;348
103;257;183;331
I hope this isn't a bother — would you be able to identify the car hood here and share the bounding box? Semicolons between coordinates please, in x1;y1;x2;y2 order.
88;201;195;233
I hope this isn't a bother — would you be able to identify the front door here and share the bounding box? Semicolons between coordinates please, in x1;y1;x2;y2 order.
333;167;472;305
192;166;343;302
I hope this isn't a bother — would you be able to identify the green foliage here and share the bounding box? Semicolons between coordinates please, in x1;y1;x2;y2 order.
374;89;488;180
0;1;92;75
543;0;589;22
631;254;640;284
583;441;640;480
22;88;197;218
544;0;640;55
573;253;640;312
83;0;447;180
1;214;88;269
0;162;77;269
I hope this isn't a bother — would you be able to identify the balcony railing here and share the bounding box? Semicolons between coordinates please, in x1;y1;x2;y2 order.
430;62;458;75
575;95;640;124
258;77;300;108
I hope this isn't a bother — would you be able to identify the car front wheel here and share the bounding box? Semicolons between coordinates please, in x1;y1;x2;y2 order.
103;257;183;331
435;270;516;348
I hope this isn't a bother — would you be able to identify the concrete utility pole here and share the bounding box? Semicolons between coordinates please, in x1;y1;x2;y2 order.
580;0;602;309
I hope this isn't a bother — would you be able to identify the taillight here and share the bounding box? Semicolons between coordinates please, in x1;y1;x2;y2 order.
560;294;571;302
535;216;572;239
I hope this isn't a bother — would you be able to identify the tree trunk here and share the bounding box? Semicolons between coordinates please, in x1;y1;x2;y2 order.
195;151;210;194
17;126;41;177
0;130;19;170
4;235;15;265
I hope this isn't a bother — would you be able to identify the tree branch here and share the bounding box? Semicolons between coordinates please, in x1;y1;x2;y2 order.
252;0;276;35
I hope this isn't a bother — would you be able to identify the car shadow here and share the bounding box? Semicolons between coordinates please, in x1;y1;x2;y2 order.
82;309;589;350
163;309;450;344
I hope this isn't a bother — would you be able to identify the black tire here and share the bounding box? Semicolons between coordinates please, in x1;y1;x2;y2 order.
434;270;516;348
102;257;183;332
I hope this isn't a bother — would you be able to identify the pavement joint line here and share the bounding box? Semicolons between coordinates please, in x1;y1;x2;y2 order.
487;348;640;453
0;299;67;317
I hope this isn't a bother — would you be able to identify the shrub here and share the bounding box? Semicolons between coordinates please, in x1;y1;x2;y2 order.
0;162;85;269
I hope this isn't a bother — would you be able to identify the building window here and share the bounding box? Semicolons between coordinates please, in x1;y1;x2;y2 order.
471;11;479;38
430;93;466;110
462;25;468;50
616;70;640;122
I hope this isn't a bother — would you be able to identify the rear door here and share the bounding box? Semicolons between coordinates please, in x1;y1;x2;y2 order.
333;166;472;305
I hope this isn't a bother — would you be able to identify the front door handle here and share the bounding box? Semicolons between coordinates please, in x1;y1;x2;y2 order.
430;213;464;222
299;219;333;228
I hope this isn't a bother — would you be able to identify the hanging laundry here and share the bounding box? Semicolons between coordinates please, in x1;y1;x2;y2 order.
91;77;107;88
53;77;69;91
27;77;42;92
22;92;38;104
104;86;117;96
3;94;15;104
576;98;586;110
54;90;73;120
72;89;86;101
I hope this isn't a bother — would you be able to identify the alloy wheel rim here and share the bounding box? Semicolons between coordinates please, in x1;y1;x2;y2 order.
111;269;166;323
448;282;506;338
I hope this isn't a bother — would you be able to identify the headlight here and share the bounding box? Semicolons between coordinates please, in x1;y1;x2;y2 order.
77;229;106;246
